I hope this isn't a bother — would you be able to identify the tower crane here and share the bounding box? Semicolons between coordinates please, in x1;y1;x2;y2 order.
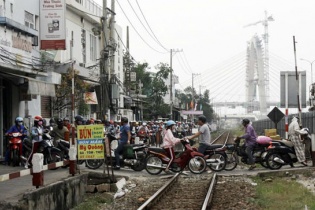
244;11;274;105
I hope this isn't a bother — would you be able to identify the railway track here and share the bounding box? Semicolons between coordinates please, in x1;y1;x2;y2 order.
211;130;234;145
138;173;217;210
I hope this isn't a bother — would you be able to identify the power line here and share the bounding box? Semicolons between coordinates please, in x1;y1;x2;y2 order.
126;0;169;52
116;0;168;54
182;51;193;73
135;0;169;52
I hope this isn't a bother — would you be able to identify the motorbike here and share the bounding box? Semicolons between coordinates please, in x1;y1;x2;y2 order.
7;132;24;166
264;139;298;170
105;133;148;171
38;132;62;169
203;144;228;172
145;138;207;175
233;138;270;168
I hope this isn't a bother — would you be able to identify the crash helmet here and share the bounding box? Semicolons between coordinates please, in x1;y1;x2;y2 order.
166;120;176;128
56;118;63;126
49;118;55;126
242;119;250;126
142;122;147;126
15;117;23;125
34;115;43;122
75;115;84;125
63;117;70;122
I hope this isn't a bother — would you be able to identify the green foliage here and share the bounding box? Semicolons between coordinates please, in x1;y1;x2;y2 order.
53;68;90;115
253;177;315;210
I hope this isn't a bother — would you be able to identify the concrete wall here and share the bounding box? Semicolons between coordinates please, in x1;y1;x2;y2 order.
0;174;88;210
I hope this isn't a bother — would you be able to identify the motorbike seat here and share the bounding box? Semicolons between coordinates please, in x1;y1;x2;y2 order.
206;144;224;150
149;147;166;154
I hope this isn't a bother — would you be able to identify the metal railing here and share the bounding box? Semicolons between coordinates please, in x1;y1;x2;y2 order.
201;173;217;210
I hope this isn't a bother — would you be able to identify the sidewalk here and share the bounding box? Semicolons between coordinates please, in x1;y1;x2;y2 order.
0;163;71;204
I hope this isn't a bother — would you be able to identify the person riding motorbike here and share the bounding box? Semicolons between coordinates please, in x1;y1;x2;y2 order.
187;115;211;154
113;117;131;170
162;120;182;173
4;117;28;164
25;115;44;168
51;118;69;143
236;119;257;170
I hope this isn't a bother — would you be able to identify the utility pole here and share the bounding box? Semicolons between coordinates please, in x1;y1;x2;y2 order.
70;31;75;146
126;26;131;98
169;49;182;120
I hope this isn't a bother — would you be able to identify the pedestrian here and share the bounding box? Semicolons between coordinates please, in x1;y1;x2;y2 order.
236;119;257;170
187;115;211;154
162;120;182;173
289;117;307;166
113;117;131;170
300;128;312;161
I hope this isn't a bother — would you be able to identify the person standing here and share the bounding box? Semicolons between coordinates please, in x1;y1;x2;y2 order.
288;117;307;166
187;115;211;154
113;117;131;170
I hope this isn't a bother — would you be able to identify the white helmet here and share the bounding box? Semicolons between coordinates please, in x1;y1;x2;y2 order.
142;122;147;126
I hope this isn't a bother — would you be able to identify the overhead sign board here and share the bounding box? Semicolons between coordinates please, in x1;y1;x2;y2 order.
181;110;204;115
39;0;66;50
77;125;104;160
280;71;306;108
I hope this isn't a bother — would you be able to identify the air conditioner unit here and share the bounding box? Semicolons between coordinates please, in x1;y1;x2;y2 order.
79;63;85;67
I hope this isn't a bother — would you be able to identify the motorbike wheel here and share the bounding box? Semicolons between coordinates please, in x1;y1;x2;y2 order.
188;155;207;174
47;151;62;170
11;150;19;167
207;153;227;172
265;152;283;170
260;159;269;168
86;159;104;170
131;157;146;171
224;152;238;171
145;155;163;175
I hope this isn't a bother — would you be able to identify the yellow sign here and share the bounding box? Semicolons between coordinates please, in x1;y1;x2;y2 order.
77;125;104;160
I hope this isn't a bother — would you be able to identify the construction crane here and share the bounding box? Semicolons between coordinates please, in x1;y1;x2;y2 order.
244;11;274;105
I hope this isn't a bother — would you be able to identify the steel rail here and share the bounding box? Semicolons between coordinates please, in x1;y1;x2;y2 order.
137;173;180;210
211;131;231;149
211;131;227;144
201;173;217;210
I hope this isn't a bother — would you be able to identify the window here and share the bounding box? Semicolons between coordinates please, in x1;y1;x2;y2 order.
90;34;97;61
75;0;82;4
10;3;12;13
25;11;34;29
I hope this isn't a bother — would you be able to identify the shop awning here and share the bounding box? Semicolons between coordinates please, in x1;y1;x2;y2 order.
0;72;55;96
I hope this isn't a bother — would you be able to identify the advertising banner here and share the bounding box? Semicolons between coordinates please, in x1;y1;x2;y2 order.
39;0;66;50
84;92;98;104
77;125;104;159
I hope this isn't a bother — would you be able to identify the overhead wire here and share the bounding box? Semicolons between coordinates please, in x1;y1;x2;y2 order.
135;0;169;52
116;0;168;54
126;0;169;52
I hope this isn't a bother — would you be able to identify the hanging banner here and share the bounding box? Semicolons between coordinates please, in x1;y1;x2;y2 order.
77;125;104;159
39;0;66;50
84;92;98;104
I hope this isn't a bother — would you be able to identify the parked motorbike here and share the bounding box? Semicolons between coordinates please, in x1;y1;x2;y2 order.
264;139;298;170
7;132;24;166
145;138;207;175
105;133;148;171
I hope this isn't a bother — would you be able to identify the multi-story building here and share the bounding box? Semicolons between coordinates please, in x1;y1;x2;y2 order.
0;0;62;158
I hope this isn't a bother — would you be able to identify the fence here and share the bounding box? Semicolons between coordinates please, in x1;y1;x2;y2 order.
252;112;315;137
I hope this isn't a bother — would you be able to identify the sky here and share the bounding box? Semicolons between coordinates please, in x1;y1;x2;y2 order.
94;0;315;108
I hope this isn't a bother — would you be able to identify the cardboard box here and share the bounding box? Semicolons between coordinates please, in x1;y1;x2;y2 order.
265;129;277;137
270;135;281;140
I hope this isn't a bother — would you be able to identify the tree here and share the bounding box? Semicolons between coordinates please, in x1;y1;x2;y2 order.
52;68;90;115
199;89;214;122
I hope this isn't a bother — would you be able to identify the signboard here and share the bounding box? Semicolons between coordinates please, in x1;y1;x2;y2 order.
84;92;98;104
77;125;104;159
39;0;66;50
267;107;284;125
130;72;136;82
280;71;306;108
181;110;204;115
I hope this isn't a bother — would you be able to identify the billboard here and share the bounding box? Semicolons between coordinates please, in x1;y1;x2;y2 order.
77;125;104;159
280;71;306;108
39;0;66;50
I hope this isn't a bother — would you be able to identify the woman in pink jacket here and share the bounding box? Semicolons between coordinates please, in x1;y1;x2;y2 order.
163;120;182;172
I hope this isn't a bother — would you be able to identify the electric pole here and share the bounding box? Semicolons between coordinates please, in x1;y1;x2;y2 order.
169;49;182;120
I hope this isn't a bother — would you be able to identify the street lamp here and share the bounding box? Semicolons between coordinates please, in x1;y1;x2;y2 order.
300;58;315;84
